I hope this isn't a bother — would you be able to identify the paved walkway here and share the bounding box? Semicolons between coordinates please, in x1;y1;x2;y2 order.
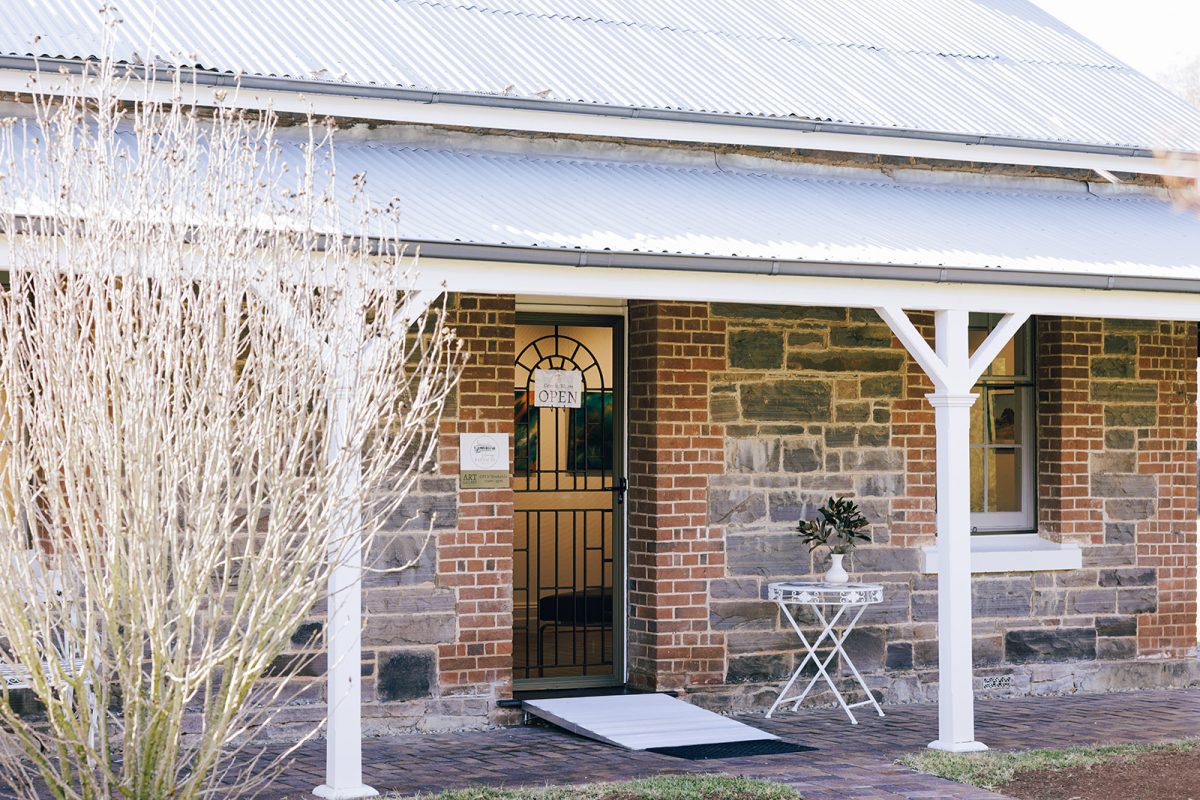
264;688;1200;799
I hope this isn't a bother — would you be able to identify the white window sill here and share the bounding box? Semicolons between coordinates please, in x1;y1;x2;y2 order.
920;533;1082;574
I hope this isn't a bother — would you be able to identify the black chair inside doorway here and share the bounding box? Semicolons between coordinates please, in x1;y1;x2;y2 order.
536;587;613;676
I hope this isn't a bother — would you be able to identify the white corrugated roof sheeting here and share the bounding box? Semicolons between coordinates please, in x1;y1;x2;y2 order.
8;118;1200;281
310;139;1200;281
3;0;1200;152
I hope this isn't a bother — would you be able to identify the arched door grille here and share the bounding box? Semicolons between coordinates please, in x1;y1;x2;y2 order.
512;318;623;686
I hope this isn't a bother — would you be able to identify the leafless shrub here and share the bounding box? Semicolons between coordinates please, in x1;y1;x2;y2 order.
0;42;462;800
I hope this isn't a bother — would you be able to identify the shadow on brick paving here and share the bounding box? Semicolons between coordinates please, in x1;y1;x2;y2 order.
4;689;1200;799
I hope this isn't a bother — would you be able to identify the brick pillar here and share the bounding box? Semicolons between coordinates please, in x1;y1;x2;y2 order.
893;311;936;546
626;301;727;690
1135;321;1197;657
1037;317;1197;658
1037;317;1105;539
436;294;516;699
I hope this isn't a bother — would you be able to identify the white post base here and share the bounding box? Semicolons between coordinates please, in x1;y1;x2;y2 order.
928;739;989;753
314;784;380;799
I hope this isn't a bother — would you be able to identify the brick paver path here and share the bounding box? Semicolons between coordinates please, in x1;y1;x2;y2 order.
251;688;1200;799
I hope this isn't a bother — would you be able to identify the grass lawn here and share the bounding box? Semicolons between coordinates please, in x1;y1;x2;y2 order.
898;738;1200;792
395;774;801;800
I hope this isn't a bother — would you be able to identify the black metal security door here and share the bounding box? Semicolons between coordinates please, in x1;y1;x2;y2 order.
512;315;624;688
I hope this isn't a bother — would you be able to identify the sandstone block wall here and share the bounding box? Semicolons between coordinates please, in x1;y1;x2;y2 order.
698;306;1198;711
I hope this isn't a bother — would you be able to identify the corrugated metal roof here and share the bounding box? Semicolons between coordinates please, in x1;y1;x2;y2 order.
309;138;1200;281
3;0;1200;152
8;118;1198;282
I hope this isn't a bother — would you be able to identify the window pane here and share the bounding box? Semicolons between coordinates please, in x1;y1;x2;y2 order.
970;317;1030;380
968;326;987;359
989;447;1021;512
1011;325;1028;378
970;447;985;512
971;317;1034;532
991;337;1016;378
989;388;1020;445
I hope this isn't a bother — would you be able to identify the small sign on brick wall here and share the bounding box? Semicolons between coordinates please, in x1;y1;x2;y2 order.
534;369;582;408
459;433;510;489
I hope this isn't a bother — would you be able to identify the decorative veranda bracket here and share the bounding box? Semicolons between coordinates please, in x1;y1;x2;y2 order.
875;306;1030;392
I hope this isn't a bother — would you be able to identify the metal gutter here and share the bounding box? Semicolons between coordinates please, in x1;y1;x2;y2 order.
1;212;1196;296
12;210;1189;292
0;54;1169;162
411;240;1200;295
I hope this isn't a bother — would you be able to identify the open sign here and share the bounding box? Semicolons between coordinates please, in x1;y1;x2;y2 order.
534;369;582;408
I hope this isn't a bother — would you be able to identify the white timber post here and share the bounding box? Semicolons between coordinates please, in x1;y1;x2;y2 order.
876;306;1028;753
315;283;439;799
925;309;984;753
251;268;438;798
316;280;378;800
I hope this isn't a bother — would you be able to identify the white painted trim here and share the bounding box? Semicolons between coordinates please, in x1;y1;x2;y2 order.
516;297;629;316
920;534;1084;574
929;739;988;753
619;311;630;686
362;288;438;366
0;67;1195;177
318;283;377;800
420;258;1200;322
926;379;980;749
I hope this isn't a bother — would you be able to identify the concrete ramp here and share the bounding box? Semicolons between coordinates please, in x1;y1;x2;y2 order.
523;693;778;750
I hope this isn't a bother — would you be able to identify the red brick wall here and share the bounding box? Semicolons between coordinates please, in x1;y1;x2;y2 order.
894;312;937;547
1037;317;1104;539
626;301;727;690
436;294;516;697
1136;321;1197;657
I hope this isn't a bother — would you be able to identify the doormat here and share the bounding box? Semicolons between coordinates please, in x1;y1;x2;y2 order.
647;740;816;760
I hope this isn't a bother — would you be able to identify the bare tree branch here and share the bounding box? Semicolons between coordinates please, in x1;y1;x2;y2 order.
0;26;463;800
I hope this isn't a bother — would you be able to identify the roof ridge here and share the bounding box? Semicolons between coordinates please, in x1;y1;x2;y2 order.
401;0;1130;71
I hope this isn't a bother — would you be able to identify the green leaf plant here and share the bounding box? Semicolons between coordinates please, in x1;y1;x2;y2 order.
796;496;871;555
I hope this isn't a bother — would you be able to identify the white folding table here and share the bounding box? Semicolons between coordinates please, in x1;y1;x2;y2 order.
765;581;886;724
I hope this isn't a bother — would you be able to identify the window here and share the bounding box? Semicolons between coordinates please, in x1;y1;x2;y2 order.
969;314;1035;533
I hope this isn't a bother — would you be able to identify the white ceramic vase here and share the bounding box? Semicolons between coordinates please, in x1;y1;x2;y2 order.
824;553;849;583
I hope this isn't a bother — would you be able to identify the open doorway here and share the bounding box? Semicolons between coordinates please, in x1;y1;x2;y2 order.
512;315;625;689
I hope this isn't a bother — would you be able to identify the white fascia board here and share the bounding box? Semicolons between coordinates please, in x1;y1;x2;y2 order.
2;230;1200;320
419;257;1200;322
0;68;1195;179
921;534;1083;574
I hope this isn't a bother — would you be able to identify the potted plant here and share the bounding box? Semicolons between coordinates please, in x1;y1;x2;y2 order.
796;496;870;583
